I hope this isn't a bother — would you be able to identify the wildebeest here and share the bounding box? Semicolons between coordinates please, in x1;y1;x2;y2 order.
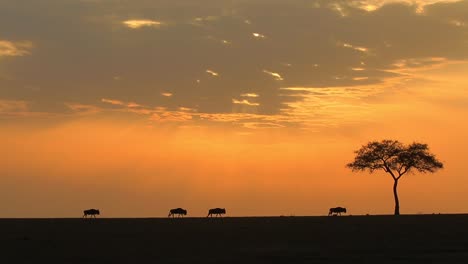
168;208;187;218
328;207;347;216
207;208;226;217
83;209;100;218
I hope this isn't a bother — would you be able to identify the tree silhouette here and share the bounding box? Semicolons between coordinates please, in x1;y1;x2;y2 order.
347;140;443;215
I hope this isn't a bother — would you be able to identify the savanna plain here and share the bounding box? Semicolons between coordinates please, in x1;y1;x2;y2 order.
2;215;468;263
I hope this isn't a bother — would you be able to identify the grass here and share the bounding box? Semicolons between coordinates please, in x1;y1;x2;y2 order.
1;214;468;263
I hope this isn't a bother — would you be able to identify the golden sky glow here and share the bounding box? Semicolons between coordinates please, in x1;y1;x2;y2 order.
1;0;468;217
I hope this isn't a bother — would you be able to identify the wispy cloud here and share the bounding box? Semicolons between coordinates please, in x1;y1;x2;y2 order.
150;111;193;122
123;19;163;29
179;107;196;112
354;0;463;13
100;98;195;122
391;57;447;70
0;100;102;118
330;3;347;17
252;33;266;39
341;43;369;53
127;102;141;108
263;70;284;81
353;77;370;81
0;99;56;118
0;40;33;57
101;98;125;106
161;92;173;97
243;122;285;129
96;98;288;129
0;100;28;113
206;69;219;76
65;103;101;115
232;99;260;106
241;93;259;98
101;98;141;108
190;16;220;28
194;16;219;22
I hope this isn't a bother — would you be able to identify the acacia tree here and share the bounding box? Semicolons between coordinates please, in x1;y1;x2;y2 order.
347;140;443;215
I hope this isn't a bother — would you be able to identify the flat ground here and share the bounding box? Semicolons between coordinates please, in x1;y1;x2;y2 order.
1;215;468;263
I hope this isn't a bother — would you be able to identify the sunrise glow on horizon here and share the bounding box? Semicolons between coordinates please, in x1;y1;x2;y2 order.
1;0;468;218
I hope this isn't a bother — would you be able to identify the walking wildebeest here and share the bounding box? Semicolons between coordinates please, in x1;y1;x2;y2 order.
207;208;226;217
83;209;100;218
328;207;347;216
168;208;187;218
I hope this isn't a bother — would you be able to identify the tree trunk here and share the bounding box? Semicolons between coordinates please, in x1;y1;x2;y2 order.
393;179;400;215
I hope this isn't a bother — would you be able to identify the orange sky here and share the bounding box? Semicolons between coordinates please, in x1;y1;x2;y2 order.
1;0;468;217
2;72;467;217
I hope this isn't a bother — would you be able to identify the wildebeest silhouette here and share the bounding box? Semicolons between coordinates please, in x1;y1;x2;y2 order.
83;209;100;218
168;208;187;218
207;208;226;217
328;207;347;216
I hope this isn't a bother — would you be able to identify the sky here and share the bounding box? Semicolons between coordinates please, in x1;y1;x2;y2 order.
1;0;468;217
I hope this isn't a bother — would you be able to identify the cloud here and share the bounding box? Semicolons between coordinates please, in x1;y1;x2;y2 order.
0;100;28;113
206;69;219;76
127;102;141;108
150;111;193;122
1;0;468;128
91;97;292;129
101;98;125;106
0;40;32;57
242;122;285;129
352;0;463;13
122;19;163;29
252;32;266;39
101;98;141;108
353;77;369;81
232;99;260;106
341;43;370;53
65;103;101;115
263;70;284;81
241;93;259;98
191;16;220;27
0;99;58;118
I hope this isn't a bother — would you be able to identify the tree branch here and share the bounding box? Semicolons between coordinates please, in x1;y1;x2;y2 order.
397;166;410;180
384;164;397;180
397;164;404;174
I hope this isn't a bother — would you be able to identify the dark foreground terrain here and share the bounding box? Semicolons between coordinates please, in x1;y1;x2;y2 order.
1;215;468;263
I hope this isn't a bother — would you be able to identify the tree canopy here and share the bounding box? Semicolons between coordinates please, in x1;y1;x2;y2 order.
347;140;443;180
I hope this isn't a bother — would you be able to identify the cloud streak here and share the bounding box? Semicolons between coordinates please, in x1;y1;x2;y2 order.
232;99;260;106
0;40;32;57
122;19;163;29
